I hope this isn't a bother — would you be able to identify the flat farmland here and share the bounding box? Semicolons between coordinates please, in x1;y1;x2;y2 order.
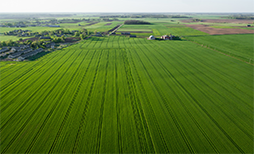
185;24;254;35
0;36;253;153
117;28;153;33
186;34;254;63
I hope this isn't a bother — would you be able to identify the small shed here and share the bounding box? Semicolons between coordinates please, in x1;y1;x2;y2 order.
40;36;51;39
161;35;170;40
121;32;130;35
148;35;155;40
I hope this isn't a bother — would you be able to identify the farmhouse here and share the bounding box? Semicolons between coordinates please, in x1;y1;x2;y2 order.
48;25;60;27
161;35;170;40
44;42;55;48
148;35;155;40
40;36;51;39
11;47;21;52
0;47;10;54
8;48;33;59
121;32;130;35
18;48;44;61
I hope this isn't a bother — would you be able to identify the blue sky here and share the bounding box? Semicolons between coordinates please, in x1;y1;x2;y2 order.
1;0;253;12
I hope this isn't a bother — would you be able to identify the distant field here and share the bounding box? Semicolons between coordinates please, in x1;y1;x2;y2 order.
186;34;254;62
210;25;254;30
186;24;254;35
166;26;209;36
1;36;252;153
85;21;123;32
0;35;31;41
0;27;62;33
117;28;152;32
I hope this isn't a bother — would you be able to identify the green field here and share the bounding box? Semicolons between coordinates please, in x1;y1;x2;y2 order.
117;28;152;32
185;34;254;63
0;35;253;153
0;35;32;42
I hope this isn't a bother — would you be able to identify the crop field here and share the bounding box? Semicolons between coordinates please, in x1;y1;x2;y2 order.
0;35;253;153
85;21;123;32
0;35;32;42
166;26;209;36
210;25;254;30
185;34;254;63
0;27;62;33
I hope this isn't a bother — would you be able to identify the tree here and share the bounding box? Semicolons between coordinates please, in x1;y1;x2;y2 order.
80;34;85;40
74;32;80;37
1;41;7;47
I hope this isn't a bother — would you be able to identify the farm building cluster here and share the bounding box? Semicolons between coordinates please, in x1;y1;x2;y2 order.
148;34;177;40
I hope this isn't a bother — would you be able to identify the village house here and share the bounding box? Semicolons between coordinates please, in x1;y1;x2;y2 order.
40;36;51;39
121;32;130;35
18;48;44;61
0;47;10;54
148;35;155;40
161;35;170;40
48;25;60;27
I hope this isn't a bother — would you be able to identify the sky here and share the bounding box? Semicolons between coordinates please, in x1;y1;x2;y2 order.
0;0;253;13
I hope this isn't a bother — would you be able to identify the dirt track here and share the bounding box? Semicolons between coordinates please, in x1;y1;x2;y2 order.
185;24;254;35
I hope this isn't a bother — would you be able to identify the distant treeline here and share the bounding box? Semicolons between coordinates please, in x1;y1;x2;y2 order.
124;20;150;24
225;15;254;20
0;13;73;19
100;15;191;18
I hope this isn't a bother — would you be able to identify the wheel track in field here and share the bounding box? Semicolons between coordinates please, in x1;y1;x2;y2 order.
0;43;86;115
0;41;93;111
126;48;169;153
122;45;155;153
95;50;109;153
139;39;245;153
1;49;81;154
126;38;170;153
153;42;253;141
72;50;103;153
48;49;97;153
114;49;122;153
0;45;76;93
25;49;87;153
0;49;65;90
153;42;252;114
132;38;195;153
177;42;252;93
0;42;83;82
0;47;60;75
0;49;73;126
140;38;243;153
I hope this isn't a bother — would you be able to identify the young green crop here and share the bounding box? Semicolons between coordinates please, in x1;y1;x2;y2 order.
0;36;253;153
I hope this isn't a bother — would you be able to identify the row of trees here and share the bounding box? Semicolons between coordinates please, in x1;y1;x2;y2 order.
124;20;151;24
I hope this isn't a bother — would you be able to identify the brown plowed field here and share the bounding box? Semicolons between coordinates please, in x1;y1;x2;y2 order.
185;24;254;35
182;19;254;24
